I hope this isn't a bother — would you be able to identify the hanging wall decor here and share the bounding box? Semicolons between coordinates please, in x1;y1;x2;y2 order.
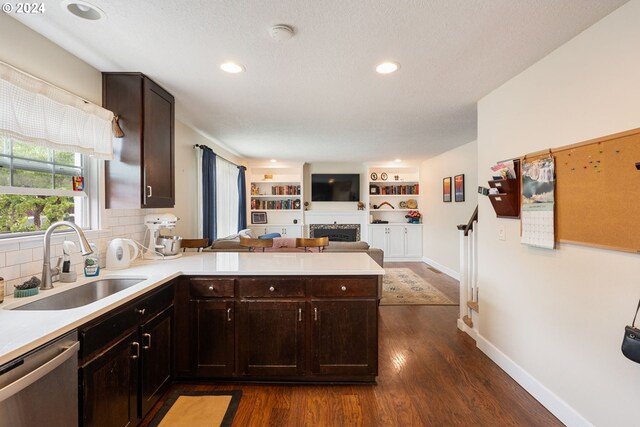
443;177;452;202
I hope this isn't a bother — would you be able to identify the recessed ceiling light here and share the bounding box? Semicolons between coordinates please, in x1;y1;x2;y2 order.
376;62;400;74
270;159;277;163
394;159;402;162
62;0;105;20
220;62;245;74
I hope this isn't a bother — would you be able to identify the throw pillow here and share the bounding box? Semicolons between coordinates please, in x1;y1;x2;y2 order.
258;232;281;239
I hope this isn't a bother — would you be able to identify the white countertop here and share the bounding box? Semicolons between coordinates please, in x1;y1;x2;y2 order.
0;252;383;365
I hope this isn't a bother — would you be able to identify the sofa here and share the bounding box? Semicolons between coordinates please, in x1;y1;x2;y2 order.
205;237;384;267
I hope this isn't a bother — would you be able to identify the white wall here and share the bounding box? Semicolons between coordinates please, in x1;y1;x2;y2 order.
173;121;245;238
477;1;640;426
0;13;101;104
0;15;240;294
420;141;477;278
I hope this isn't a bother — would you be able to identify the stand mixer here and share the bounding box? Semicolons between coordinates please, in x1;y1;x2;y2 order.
143;213;182;260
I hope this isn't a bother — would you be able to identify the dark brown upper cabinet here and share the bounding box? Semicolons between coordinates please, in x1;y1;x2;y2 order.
103;73;175;208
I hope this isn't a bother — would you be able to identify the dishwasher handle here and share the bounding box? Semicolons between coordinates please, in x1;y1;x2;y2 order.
0;341;79;404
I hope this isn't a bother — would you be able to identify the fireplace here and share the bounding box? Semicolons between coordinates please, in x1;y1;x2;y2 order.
310;224;360;242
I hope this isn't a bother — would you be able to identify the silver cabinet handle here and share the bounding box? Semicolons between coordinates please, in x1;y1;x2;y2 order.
314;307;318;321
227;307;232;322
147;185;153;197
209;285;214;291
0;342;79;403
136;308;146;315
131;342;140;359
142;333;151;350
341;285;347;291
269;286;275;292
298;308;302;322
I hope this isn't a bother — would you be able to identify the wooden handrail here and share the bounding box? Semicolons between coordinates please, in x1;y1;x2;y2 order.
456;205;478;236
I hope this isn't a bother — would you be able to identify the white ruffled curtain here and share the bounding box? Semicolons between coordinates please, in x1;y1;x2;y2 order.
0;61;114;159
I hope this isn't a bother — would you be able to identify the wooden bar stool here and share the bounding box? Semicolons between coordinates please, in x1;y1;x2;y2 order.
239;237;273;252
295;236;329;252
181;238;210;252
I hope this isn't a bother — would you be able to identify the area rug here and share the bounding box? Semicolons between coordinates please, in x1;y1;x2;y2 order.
148;389;242;427
381;268;457;306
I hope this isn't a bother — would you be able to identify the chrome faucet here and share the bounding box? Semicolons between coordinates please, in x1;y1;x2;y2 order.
41;221;93;290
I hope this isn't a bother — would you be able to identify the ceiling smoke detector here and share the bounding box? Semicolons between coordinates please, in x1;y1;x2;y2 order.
269;25;295;42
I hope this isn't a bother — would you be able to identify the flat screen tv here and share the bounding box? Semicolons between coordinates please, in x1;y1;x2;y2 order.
311;174;360;201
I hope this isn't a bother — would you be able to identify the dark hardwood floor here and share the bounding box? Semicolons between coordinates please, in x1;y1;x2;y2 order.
142;262;562;427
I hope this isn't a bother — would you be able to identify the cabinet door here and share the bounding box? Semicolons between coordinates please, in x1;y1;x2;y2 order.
249;226;267;236
282;225;302;238
368;226;387;252
386;226;405;258
404;225;422;258
265;226;284;236
80;330;139;427
238;301;305;376
140;306;173;417
311;300;378;376
143;77;174;208
191;299;235;376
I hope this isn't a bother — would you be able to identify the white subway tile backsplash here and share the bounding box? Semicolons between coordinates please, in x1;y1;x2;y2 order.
32;247;43;261
0;208;157;296
20;261;41;277
6;249;33;266
0;243;20;253
0;265;21;282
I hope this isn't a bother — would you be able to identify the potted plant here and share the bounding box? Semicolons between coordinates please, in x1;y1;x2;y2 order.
405;210;421;224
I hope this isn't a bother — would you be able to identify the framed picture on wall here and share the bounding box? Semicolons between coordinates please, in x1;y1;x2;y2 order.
454;174;465;202
443;177;452;202
251;211;267;224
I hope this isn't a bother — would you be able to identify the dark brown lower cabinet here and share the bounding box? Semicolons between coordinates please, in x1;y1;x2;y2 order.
311;300;378;376
191;299;235;376
80;330;139;427
140;306;173;416
174;275;379;383
238;301;306;376
79;283;174;426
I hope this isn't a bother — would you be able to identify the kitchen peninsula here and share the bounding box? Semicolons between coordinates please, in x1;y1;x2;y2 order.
0;252;384;421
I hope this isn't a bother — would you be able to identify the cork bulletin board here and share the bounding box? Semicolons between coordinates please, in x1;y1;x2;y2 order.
524;128;640;254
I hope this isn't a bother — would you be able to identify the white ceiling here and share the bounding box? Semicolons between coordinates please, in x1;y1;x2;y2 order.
11;0;627;162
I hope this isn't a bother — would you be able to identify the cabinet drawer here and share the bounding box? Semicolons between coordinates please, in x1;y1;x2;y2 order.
238;278;305;298
190;278;235;298
310;277;378;298
80;282;174;360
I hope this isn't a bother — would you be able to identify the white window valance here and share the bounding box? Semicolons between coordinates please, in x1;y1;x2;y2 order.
0;61;114;160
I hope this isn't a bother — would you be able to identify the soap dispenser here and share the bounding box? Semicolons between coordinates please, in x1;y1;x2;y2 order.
84;243;100;277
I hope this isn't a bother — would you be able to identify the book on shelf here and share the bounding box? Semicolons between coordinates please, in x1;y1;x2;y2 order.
271;184;301;195
251;198;299;210
373;184;419;195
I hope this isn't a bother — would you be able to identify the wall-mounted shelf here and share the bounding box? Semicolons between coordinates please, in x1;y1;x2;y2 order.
487;160;521;219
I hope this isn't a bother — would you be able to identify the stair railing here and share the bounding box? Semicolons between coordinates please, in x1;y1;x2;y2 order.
457;206;478;329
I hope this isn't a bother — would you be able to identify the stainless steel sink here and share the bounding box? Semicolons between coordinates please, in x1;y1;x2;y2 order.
11;278;145;311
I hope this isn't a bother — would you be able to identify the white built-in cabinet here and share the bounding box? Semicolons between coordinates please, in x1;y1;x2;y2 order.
366;164;422;260
249;225;303;238
369;224;422;260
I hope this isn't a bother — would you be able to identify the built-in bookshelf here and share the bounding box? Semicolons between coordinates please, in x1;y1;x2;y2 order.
367;165;421;225
247;162;304;235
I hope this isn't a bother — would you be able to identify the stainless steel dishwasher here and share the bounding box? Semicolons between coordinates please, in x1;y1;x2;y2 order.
0;331;79;426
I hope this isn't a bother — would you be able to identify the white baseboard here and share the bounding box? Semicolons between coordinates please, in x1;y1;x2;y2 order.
421;256;460;281
456;318;478;341
476;334;593;427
